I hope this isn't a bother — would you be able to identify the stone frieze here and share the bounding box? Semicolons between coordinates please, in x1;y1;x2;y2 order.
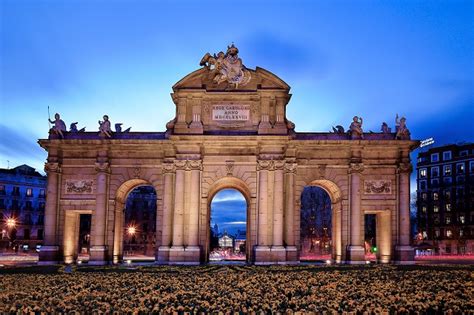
65;180;93;194
364;180;391;194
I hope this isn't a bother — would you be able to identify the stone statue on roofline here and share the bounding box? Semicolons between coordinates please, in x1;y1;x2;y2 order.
200;43;251;88
48;113;67;138
395;114;411;140
349;116;364;139
381;122;391;134
98;115;112;138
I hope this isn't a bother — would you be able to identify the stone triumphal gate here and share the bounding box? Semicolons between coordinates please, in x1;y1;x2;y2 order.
39;46;418;265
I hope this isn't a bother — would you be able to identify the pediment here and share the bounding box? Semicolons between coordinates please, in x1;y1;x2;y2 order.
172;66;290;92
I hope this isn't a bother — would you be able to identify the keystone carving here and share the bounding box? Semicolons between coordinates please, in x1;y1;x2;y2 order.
348;162;364;174
44;162;61;174
95;162;110;174
398;162;412;174
225;160;235;176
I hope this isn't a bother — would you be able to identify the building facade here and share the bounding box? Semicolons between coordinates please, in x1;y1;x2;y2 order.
38;46;418;265
0;165;46;250
416;143;474;254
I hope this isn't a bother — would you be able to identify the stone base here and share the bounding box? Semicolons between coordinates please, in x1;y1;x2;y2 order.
378;254;391;264
254;245;271;263
188;122;204;134
168;246;200;264
286;246;298;262
38;245;60;264
346;245;365;263
271;246;286;262
156;246;171;263
89;245;108;265
394;245;415;264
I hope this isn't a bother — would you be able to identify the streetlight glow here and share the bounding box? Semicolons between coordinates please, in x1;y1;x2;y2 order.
127;226;136;236
6;218;16;229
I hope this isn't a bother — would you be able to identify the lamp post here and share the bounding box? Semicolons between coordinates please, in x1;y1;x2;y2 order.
126;225;137;255
5;217;17;251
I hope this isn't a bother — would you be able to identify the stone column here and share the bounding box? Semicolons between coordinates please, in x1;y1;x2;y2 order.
333;202;343;263
271;161;286;261
255;160;271;262
347;162;365;263
90;161;110;264
113;201;124;264
284;161;297;261
395;162;415;262
378;211;392;263
63;212;78;264
157;163;175;262
185;160;201;262
170;160;186;262
39;162;61;263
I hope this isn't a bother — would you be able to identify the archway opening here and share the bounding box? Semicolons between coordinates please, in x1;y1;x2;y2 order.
123;185;157;261
300;186;332;261
209;188;247;262
364;214;377;261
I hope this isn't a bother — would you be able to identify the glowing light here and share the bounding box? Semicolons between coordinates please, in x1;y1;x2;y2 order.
126;260;132;265
127;226;137;236
366;260;371;264
77;260;82;264
325;259;331;264
6;218;16;229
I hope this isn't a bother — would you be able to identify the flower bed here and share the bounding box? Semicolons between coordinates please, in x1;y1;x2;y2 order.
0;265;472;313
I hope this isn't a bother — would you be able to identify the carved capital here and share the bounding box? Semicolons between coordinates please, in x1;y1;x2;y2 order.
174;160;187;171
162;163;176;174
188;160;202;171
274;160;286;171
44;162;61;174
95;162;110;174
284;162;297;174
348;162;364;174
225;160;235;176
257;160;273;171
397;162;413;174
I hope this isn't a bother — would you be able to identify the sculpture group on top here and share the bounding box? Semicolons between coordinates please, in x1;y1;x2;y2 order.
200;44;252;88
331;114;411;140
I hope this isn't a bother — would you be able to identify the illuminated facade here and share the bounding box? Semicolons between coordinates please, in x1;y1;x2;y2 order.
38;47;418;265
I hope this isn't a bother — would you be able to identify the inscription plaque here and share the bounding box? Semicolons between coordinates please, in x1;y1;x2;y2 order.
212;105;250;121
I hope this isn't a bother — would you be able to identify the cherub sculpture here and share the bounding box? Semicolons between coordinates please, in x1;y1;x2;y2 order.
48;113;67;138
349;116;364;139
381;122;391;133
98;115;112;138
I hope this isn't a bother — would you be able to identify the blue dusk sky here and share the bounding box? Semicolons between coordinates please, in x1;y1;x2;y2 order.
1;1;473;185
211;189;247;236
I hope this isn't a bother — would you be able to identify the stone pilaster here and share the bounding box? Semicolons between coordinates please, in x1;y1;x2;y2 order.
395;161;415;263
284;161;298;262
378;211;392;263
157;162;175;262
186;160;202;261
89;160;110;264
39;161;61;263
255;160;271;261
271;161;286;261
346;162;365;263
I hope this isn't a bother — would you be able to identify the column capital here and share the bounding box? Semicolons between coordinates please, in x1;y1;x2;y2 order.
187;160;202;171
162;162;176;174
284;162;297;174
397;162;413;174
95;161;110;174
174;160;187;171
257;159;273;171
274;160;286;170
348;162;364;174
44;162;61;174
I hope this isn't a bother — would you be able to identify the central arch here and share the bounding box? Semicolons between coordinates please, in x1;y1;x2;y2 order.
299;179;343;263
205;177;252;263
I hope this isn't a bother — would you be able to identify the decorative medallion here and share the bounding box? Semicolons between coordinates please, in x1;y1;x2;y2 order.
364;180;392;194
65;180;93;194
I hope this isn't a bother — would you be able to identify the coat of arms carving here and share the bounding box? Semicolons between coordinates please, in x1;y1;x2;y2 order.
65;180;93;194
364;180;391;194
200;44;251;88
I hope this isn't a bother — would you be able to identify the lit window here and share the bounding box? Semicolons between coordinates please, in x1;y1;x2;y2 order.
434;229;440;237
446;229;452;238
443;165;452;176
433;205;439;213
26;188;32;197
446;216;451;224
431;167;439;177
460;229;464;237
419;168;427;178
422;231;428;239
422;206;427;213
422;193;427;200
443;151;452;160
445;203;451;211
431;153;439;162
433;192;439;200
457;163;465;174
459;215;465;224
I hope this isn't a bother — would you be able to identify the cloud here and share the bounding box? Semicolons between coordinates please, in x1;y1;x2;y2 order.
211;189;246;203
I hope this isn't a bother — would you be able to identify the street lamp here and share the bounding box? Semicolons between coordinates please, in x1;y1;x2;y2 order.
6;218;16;229
127;225;136;236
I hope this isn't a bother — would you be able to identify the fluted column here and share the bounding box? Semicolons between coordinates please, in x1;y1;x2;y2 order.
272;162;284;246
257;160;270;247
395;161;415;262
172;160;186;248
90;161;110;264
347;162;365;263
284;162;296;247
187;160;201;247
378;211;392;263
157;162;175;262
39;162;61;263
